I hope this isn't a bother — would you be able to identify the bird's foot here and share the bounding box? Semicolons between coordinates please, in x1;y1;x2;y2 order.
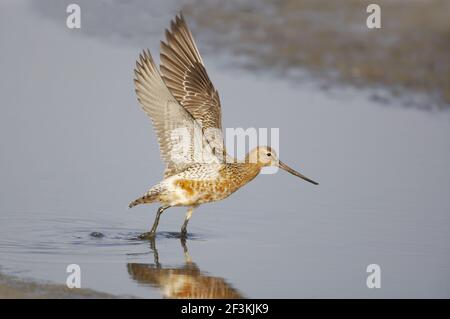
138;231;156;240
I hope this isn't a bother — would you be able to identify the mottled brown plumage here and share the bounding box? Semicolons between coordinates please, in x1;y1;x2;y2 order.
129;14;318;238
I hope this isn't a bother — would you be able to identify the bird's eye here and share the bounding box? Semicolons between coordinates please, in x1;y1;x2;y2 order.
266;153;271;157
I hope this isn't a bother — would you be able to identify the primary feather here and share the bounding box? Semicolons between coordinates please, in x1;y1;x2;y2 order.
134;49;221;178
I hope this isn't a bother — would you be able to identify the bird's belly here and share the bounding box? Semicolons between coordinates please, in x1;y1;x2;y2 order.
167;178;236;206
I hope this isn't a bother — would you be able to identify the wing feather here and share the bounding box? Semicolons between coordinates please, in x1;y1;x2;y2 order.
134;50;220;178
160;14;226;159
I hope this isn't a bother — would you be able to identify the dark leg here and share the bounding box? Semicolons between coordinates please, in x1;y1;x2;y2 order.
180;207;194;237
150;206;168;234
139;206;169;239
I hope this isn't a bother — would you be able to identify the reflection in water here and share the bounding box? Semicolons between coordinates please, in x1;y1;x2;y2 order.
127;238;243;299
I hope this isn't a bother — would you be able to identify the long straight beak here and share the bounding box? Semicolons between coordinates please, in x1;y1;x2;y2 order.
278;160;319;185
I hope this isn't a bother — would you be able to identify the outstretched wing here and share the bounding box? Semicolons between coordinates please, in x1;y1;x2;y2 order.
159;14;226;159
134;50;220;177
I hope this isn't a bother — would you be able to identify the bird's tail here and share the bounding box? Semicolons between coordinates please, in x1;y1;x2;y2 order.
128;190;160;209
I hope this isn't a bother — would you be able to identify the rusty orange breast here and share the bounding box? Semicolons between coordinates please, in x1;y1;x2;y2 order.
174;164;261;204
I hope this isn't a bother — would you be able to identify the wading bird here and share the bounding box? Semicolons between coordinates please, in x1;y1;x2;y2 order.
129;14;318;238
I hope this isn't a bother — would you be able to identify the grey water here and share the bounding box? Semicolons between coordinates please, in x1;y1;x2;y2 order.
1;0;450;298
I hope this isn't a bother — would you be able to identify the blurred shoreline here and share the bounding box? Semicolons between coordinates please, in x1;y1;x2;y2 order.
30;0;450;109
184;0;450;109
0;273;116;299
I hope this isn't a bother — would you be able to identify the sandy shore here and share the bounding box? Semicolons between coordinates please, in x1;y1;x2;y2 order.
0;273;117;299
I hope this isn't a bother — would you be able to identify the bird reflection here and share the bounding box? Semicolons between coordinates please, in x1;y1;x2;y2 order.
127;237;243;299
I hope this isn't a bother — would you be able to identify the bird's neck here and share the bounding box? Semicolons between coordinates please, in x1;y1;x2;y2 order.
244;153;265;168
227;163;262;185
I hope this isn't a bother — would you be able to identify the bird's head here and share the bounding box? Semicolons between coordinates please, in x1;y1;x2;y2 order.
247;146;318;185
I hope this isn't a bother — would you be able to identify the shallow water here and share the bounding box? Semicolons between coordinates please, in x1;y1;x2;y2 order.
1;1;450;298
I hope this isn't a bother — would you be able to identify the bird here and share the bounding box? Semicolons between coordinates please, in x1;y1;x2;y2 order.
129;13;318;239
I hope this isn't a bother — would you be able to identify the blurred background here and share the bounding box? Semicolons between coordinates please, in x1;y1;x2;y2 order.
33;0;450;109
0;0;449;298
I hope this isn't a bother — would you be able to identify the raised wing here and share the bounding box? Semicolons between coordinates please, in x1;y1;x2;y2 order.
159;14;226;159
134;50;220;177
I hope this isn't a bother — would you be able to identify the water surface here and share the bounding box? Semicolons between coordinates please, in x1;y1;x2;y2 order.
1;0;450;298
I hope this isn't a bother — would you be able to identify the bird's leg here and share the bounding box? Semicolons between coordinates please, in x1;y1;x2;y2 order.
180;206;194;237
150;206;167;233
139;205;169;239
